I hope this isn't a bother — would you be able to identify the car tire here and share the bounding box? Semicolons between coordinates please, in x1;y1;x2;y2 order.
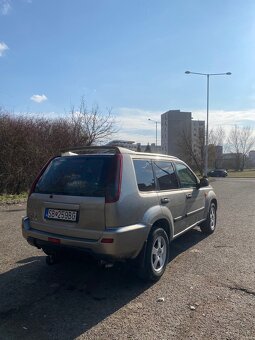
42;247;53;256
42;248;65;264
200;203;217;235
139;227;169;282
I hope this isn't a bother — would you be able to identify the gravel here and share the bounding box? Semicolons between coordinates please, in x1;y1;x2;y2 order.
0;178;255;339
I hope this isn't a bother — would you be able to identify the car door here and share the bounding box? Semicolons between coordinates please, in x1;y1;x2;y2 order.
175;162;205;227
153;160;187;235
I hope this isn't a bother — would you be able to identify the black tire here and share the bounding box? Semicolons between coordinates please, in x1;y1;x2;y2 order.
139;227;169;282
200;202;217;235
42;247;54;256
46;254;57;265
43;248;64;265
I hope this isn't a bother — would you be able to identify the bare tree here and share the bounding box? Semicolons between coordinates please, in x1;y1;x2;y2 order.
69;97;118;146
136;143;142;152
208;126;226;168
144;143;152;153
209;126;226;146
0;100;118;194
177;128;204;176
227;125;255;170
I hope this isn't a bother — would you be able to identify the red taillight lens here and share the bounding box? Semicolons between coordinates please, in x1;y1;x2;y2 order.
48;237;61;244
105;154;123;203
28;156;58;197
101;238;114;244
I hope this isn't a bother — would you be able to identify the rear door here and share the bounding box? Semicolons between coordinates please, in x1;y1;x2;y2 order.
153;160;187;235
175;162;205;227
28;155;113;239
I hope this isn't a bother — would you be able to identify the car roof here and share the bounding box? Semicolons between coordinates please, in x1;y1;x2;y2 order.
61;146;180;161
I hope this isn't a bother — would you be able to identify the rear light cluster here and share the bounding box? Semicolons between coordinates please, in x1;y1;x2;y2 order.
48;237;61;244
105;154;123;204
28;156;58;197
101;238;114;243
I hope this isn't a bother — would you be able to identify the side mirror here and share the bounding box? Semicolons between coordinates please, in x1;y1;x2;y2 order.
198;177;209;188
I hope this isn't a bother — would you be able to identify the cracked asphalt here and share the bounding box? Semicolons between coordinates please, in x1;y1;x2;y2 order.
0;178;255;340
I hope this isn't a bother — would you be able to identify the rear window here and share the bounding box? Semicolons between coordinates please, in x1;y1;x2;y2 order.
34;155;113;197
133;159;155;191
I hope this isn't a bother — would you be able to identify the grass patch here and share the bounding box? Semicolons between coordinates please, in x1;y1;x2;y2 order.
0;192;28;204
227;169;255;178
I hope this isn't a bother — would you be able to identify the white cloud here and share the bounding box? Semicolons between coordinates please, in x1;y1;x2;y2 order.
192;109;255;133
114;107;255;144
115;107;162;144
0;0;11;15
0;42;9;56
30;94;48;103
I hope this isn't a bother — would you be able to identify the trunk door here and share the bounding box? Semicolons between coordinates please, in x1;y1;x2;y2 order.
28;194;105;239
28;155;115;239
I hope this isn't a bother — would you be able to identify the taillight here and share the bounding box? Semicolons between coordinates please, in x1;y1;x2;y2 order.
101;238;114;244
28;156;58;197
48;237;61;244
105;154;123;203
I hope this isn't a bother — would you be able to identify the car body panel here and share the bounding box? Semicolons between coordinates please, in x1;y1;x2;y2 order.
27;193;106;237
184;187;206;227
22;217;147;259
156;188;186;235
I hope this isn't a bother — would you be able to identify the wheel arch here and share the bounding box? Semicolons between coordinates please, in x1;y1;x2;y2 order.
210;198;217;210
151;218;173;242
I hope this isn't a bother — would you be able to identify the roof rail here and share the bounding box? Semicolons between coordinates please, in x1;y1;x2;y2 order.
60;145;121;155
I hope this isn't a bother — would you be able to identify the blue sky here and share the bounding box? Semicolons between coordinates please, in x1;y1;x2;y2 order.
0;0;255;143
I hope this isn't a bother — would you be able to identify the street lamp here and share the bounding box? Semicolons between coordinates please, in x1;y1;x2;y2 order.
148;118;160;147
185;70;231;176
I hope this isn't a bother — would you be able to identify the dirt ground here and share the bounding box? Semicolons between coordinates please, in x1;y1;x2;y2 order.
0;178;255;339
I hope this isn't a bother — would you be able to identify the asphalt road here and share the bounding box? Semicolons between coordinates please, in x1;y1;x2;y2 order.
0;178;255;340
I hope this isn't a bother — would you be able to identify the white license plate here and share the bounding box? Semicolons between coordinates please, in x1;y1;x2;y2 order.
45;208;78;222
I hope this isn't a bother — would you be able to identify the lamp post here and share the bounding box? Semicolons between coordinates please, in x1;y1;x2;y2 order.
148;118;160;148
185;71;231;176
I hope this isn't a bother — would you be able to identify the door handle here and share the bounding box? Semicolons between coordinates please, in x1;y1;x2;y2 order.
186;193;192;199
161;197;169;204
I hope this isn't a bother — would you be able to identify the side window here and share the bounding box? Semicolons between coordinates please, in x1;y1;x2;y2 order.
153;161;179;190
133;160;155;192
175;162;197;188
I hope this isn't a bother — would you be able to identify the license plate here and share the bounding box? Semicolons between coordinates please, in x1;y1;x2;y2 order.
45;208;78;222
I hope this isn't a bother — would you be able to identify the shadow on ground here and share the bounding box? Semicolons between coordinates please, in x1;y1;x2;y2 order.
0;228;207;339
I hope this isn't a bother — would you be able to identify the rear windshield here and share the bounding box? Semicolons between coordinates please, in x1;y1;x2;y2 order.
34;155;114;197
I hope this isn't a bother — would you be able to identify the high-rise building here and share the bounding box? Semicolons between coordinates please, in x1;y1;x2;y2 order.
161;109;205;165
161;110;192;156
191;120;205;162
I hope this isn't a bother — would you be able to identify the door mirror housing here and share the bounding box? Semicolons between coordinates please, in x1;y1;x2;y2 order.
198;177;209;188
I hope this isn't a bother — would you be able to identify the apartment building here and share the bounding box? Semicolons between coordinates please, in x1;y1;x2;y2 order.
106;140;161;153
161;110;205;163
191;120;205;162
161;110;192;156
106;140;137;151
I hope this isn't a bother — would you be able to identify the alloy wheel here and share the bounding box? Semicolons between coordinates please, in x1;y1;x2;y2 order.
151;235;167;273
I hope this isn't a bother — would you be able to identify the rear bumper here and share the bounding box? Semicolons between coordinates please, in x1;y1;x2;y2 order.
22;217;148;260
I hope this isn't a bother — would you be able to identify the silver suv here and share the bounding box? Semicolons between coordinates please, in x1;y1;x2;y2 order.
22;146;217;281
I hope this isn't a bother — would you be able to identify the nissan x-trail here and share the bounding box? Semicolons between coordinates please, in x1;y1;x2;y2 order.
22;146;217;281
